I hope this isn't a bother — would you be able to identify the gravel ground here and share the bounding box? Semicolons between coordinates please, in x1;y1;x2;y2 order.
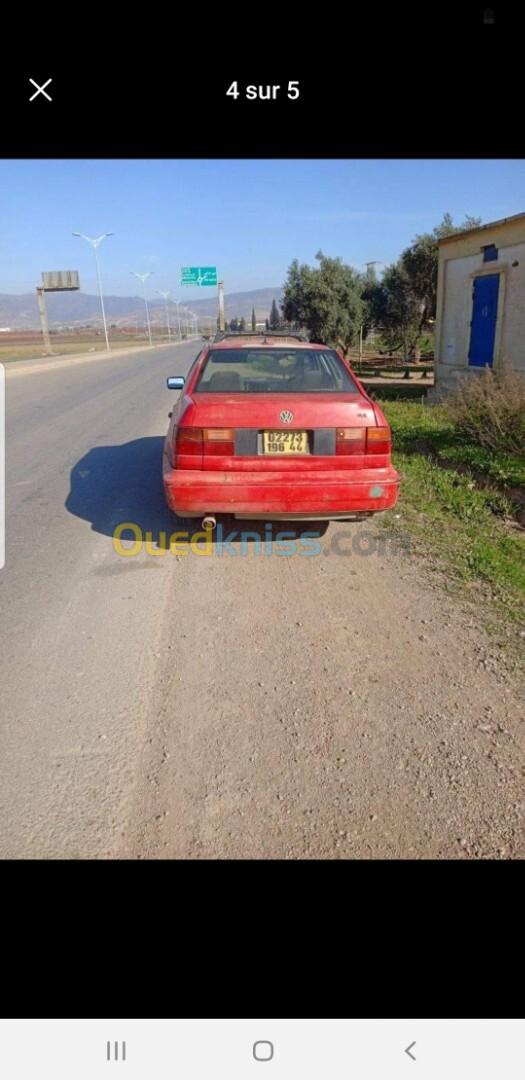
132;518;524;860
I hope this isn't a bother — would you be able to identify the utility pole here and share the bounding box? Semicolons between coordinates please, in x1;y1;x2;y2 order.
218;280;225;331
36;287;52;355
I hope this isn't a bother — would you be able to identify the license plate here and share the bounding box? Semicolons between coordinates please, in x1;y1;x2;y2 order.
263;430;308;454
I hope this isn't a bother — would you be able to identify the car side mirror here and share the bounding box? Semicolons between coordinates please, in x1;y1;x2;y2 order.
167;376;185;390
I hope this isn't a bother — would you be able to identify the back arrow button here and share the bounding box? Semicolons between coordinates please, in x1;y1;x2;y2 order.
405;1042;416;1061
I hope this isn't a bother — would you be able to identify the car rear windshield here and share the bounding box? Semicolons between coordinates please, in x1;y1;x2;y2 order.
195;348;360;393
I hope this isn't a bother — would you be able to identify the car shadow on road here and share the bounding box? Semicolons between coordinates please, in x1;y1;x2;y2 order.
66;437;173;542
66;436;329;547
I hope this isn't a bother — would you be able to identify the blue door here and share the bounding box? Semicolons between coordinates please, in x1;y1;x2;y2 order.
468;274;499;367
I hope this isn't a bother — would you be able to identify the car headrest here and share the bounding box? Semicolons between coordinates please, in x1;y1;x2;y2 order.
287;371;324;390
205;371;242;391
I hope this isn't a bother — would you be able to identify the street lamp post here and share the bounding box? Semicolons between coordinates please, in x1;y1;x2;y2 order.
72;232;114;351
131;272;153;346
157;290;172;342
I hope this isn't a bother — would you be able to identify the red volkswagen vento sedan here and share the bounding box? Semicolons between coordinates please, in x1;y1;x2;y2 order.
163;332;399;523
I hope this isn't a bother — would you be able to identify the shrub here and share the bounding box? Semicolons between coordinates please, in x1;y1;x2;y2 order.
445;365;525;453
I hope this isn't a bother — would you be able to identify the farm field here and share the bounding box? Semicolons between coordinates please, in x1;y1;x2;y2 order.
0;330;180;362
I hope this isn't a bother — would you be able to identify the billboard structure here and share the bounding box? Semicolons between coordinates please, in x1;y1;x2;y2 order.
41;270;80;292
36;270;81;355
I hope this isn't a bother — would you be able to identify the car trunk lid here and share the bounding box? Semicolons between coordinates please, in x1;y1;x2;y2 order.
186;392;378;471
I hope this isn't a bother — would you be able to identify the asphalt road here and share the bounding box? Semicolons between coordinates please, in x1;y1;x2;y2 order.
1;342;198;857
1;342;523;859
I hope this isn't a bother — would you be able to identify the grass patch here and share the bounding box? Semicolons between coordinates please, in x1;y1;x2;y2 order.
381;399;454;449
437;445;525;488
366;384;431;402
383;400;525;487
377;398;525;624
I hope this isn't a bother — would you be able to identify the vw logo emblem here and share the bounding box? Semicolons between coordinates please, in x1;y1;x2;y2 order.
280;410;293;423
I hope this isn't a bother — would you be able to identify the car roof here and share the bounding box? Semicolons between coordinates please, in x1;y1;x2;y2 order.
209;336;329;350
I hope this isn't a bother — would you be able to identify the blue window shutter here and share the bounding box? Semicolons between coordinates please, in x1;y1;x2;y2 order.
482;244;498;262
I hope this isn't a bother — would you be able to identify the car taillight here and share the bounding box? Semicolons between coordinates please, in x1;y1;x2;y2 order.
203;428;235;456
174;426;203;467
335;428;366;454
365;426;392;454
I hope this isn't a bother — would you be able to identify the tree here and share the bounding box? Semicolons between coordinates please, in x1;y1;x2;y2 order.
239;316;246;331
363;263;423;360
400;213;482;357
251;306;256;331
282;251;364;353
229;317;239;331
363;213;482;359
265;318;270;331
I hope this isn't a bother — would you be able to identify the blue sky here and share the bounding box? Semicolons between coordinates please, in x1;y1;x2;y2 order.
1;159;524;297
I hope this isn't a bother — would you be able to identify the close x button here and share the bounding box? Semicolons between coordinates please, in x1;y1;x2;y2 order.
29;77;53;102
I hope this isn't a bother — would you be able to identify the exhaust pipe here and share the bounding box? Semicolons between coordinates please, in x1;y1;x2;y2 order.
202;515;217;531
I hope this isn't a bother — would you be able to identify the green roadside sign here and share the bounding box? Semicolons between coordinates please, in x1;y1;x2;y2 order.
181;266;218;286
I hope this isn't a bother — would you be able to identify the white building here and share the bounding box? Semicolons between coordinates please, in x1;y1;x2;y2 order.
433;212;525;396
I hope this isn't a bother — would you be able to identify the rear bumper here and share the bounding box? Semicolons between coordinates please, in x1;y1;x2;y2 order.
163;454;400;516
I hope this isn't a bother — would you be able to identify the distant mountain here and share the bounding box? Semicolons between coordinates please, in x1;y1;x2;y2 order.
180;288;284;323
0;287;284;329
